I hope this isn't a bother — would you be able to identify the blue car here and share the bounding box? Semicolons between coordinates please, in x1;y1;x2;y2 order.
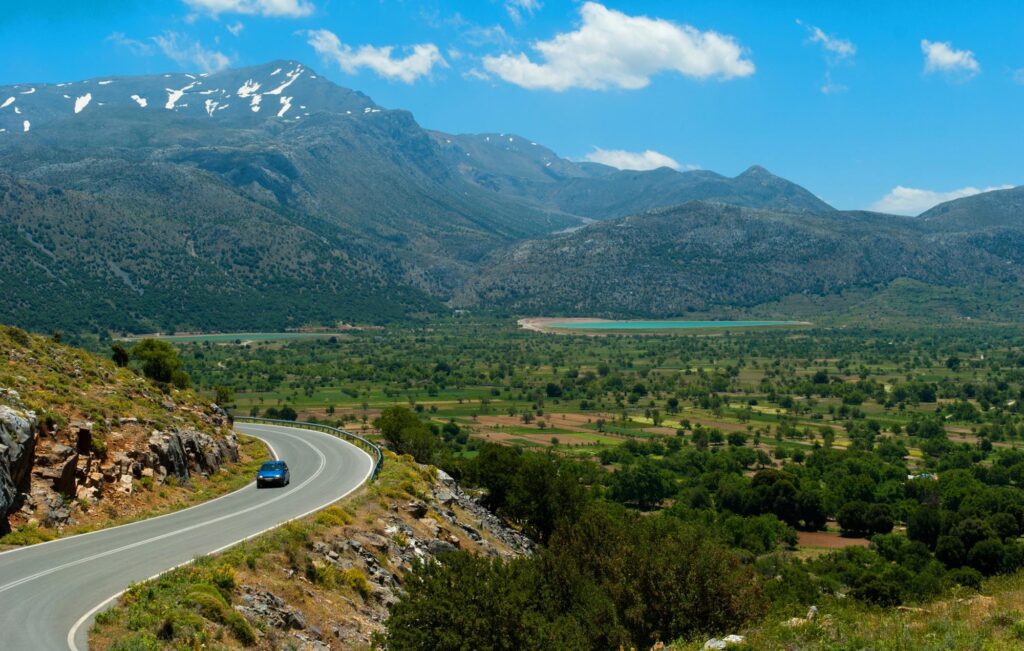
256;460;290;488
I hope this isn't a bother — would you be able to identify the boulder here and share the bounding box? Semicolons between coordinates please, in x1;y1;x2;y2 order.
704;635;745;649
118;474;133;495
76;485;99;503
426;539;458;556
44;504;71;527
287;610;307;630
71;421;93;454
148;430;190;480
0;404;37;531
404;501;428;519
53;453;79;496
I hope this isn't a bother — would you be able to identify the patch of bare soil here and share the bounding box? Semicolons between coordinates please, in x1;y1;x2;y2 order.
797;530;870;549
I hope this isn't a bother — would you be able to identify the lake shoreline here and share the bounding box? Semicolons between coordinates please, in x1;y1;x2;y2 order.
518;317;812;334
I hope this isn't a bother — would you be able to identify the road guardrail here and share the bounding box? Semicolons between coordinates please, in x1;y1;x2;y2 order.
234;416;383;480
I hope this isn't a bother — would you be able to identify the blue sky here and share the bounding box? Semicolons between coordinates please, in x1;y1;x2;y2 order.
2;0;1022;213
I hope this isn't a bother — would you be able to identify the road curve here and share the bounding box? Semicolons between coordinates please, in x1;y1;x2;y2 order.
0;423;374;651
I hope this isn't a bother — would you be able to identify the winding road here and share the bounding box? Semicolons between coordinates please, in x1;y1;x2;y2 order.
0;422;375;650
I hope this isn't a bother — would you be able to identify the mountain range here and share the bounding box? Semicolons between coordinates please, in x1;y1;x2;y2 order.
1;60;1021;332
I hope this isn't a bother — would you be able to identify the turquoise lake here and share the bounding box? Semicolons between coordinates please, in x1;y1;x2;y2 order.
551;320;806;330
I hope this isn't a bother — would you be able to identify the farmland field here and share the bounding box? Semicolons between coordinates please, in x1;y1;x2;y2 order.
119;332;351;344
124;315;1024;641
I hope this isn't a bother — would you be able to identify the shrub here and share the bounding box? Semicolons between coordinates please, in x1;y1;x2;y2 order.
185;585;230;623
131;339;190;388
107;634;161;651
342;567;373;600
315;506;352;527
944;567;983;590
224;610;256;645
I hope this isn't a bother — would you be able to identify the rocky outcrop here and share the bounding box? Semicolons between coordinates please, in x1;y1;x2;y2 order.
208;455;537;649
238;589;309;631
0;398;37;533
1;385;240;533
146;428;240;481
246;462;535;649
431;467;535;554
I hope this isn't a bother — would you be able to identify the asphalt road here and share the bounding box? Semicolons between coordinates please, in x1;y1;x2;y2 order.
0;422;375;650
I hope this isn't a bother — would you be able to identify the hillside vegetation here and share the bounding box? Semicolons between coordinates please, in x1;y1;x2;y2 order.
459;201;1024;320
0;325;265;540
90;450;532;650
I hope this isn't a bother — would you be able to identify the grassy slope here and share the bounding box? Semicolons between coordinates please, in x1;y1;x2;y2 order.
675;571;1024;650
0;325;269;545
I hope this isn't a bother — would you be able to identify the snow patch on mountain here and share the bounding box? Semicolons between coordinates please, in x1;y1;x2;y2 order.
1;97;13;109
266;66;303;95
19;88;35;95
165;81;197;110
23;120;30;132
237;79;260;98
98;80;113;85
131;95;148;108
74;93;93;114
277;96;293;117
250;94;262;112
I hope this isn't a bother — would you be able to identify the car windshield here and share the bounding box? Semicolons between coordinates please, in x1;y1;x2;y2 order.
260;462;285;471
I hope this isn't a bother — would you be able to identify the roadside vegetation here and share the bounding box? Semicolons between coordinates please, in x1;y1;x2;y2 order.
90;449;513;650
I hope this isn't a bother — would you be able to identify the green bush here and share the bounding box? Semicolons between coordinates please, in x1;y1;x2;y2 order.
131;339;190;388
107;633;160;651
225;610;256;646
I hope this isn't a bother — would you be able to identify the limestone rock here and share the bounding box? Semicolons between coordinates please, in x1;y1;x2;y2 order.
0;403;38;532
53;452;79;496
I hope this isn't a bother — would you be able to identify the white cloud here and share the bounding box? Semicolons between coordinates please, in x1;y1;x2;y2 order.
152;32;231;73
464;24;515;48
583;148;685;171
820;70;847;94
505;0;541;25
183;0;313;17
871;184;1012;215
227;22;245;36
921;39;980;77
799;21;855;59
797;20;854;94
306;29;447;83
106;32;155;56
463;68;491;81
482;2;754;91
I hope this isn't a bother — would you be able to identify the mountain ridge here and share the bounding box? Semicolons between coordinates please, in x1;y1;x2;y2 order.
0;60;1021;331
